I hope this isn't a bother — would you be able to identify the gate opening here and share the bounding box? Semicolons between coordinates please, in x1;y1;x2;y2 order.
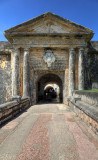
44;83;60;103
37;73;63;103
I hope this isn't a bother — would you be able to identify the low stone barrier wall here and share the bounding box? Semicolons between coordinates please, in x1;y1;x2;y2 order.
73;91;98;106
0;97;30;125
69;91;98;135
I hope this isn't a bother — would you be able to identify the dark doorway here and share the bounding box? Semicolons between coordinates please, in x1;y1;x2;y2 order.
37;73;63;103
44;83;60;103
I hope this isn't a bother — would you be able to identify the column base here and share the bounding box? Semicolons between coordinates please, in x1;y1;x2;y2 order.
9;96;21;103
22;96;30;99
22;96;32;105
22;96;31;102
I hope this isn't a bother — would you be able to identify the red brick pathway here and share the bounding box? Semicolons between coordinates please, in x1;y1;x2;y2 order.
0;104;98;160
17;114;51;160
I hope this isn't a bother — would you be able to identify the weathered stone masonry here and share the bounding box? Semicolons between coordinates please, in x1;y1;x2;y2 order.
0;42;12;104
0;12;98;131
68;91;98;134
0;12;98;105
69;48;75;96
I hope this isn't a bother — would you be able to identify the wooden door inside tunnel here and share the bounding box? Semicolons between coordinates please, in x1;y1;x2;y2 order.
36;73;63;103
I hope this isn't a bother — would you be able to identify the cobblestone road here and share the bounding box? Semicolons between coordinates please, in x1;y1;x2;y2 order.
0;104;98;160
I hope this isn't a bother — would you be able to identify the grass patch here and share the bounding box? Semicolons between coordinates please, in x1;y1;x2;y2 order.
75;89;98;92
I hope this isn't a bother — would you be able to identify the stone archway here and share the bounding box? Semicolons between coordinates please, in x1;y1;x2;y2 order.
36;73;63;103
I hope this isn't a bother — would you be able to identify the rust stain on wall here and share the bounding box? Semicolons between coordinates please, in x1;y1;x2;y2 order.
1;61;8;69
0;54;11;104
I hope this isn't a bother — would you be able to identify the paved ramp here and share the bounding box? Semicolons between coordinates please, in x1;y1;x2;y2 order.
0;104;98;160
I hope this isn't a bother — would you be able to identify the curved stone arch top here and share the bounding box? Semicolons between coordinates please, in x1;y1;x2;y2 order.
35;71;64;85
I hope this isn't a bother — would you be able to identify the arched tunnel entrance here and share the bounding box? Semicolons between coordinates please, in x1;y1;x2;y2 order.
44;83;60;102
36;73;63;103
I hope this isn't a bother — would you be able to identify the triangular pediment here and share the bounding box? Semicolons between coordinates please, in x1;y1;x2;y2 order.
5;12;93;35
10;17;86;34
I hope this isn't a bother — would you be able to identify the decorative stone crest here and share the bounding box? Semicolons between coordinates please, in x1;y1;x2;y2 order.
43;49;55;67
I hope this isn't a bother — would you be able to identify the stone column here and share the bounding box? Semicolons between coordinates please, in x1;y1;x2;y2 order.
12;48;20;96
78;48;84;90
69;48;75;96
23;48;30;97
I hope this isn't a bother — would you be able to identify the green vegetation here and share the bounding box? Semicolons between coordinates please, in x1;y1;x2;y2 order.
75;89;98;92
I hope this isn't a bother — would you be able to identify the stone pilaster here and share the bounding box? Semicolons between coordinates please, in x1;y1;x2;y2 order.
69;48;75;96
12;48;20;96
78;48;84;90
23;48;30;97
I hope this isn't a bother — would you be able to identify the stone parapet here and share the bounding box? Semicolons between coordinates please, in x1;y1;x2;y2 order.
68;91;98;134
0;41;12;54
0;98;30;125
69;100;98;135
72;91;98;106
90;41;98;51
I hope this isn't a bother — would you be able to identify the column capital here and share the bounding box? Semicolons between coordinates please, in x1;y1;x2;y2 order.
13;46;20;50
24;48;30;52
79;47;85;51
85;48;88;52
79;48;85;55
13;48;20;53
69;48;75;52
79;47;84;50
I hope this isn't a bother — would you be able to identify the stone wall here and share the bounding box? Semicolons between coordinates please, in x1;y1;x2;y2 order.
73;91;98;106
0;98;30;125
30;47;69;70
29;47;69;103
84;41;98;89
84;53;98;89
0;42;12;104
69;91;98;134
0;53;12;104
0;41;12;52
0;41;98;104
91;41;98;50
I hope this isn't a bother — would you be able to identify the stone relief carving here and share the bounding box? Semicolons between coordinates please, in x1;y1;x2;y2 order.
43;49;55;67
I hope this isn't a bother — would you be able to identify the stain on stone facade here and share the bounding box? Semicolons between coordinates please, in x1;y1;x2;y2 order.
0;54;12;104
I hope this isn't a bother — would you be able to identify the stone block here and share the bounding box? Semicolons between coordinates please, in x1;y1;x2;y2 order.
4;108;12;116
0;98;30;125
0;112;2;119
69;99;98;134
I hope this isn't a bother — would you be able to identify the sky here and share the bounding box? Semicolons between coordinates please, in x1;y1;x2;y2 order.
0;0;98;41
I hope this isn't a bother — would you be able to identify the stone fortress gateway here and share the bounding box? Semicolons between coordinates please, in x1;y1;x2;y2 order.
0;12;98;105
